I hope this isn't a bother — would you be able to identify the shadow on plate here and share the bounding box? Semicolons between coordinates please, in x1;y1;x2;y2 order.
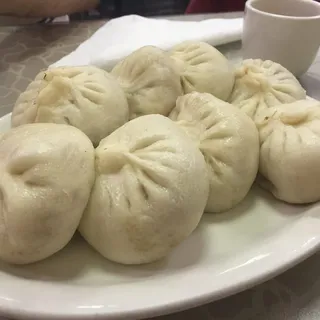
254;184;314;218
0;227;207;284
202;182;309;226
204;186;257;224
0;185;314;284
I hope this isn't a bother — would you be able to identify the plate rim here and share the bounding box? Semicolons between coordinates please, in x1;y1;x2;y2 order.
0;217;318;320
1;111;320;320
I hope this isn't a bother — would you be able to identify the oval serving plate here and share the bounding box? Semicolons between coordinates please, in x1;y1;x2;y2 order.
0;111;320;320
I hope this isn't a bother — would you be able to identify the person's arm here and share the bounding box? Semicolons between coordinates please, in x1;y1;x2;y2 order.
0;0;99;17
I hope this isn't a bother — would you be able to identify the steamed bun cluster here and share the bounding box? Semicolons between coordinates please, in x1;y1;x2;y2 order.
11;42;235;145
2;40;318;267
5;41;240;266
229;60;320;205
0;116;210;265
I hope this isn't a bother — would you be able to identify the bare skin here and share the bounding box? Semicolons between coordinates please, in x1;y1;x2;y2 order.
0;0;99;17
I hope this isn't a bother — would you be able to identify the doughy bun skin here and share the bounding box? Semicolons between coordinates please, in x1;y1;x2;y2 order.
229;59;306;121
111;46;183;120
170;41;235;101
11;66;129;146
257;100;320;204
0;123;95;264
79;114;209;265
170;92;259;213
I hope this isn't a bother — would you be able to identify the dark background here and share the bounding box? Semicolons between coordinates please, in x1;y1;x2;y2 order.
70;0;191;20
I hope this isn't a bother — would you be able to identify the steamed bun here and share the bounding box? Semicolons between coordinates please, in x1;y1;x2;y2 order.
111;46;182;119
169;92;259;213
257;99;320;204
11;66;129;146
169;41;235;101
79;114;209;265
229;59;306;121
0;124;95;264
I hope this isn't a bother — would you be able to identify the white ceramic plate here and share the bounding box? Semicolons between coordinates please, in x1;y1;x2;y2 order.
0;113;320;320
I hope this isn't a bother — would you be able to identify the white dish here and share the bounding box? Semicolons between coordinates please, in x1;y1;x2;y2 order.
0;113;320;320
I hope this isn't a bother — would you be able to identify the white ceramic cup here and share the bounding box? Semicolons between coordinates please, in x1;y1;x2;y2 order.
242;0;320;77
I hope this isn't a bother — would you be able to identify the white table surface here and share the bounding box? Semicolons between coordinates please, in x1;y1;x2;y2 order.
0;12;320;320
